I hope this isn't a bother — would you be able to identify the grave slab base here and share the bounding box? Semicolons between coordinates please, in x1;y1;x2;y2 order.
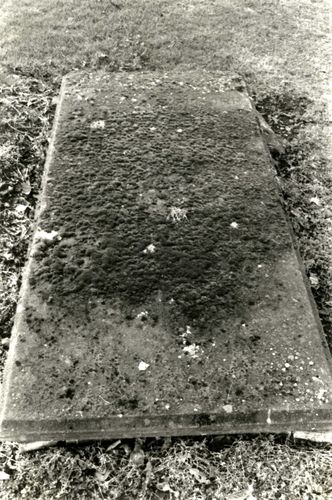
1;70;332;442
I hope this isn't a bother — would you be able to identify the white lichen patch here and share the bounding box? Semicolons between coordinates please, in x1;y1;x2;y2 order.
167;207;188;223
143;243;156;254
309;196;321;206
90;120;105;129
317;388;328;402
136;310;149;320
223;404;233;414
138;361;150;371
183;343;201;358
179;325;192;340
35;229;60;241
312;376;324;385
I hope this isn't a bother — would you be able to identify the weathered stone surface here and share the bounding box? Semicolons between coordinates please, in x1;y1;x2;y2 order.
294;430;332;444
0;70;332;442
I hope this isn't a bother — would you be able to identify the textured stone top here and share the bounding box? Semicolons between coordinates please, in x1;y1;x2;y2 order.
1;70;331;441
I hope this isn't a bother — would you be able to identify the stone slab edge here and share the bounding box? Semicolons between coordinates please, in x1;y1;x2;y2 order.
1;407;332;442
1;71;332;442
0;76;68;436
256;109;332;378
294;430;332;444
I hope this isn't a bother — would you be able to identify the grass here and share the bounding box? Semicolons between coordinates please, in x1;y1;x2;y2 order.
1;0;330;93
1;436;332;499
0;0;332;497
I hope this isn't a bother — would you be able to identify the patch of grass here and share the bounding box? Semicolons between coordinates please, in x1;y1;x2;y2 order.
255;91;332;347
0;76;53;374
0;0;330;93
0;436;332;499
0;0;332;498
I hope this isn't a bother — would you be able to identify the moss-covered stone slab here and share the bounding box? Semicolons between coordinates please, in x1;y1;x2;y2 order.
1;70;332;442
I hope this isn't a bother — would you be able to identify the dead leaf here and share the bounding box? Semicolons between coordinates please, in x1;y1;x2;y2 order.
189;467;210;484
1;337;10;347
121;443;131;455
129;439;145;466
15;203;28;213
0;471;10;481
309;274;319;286
161;436;172;450
106;439;121;452
227;485;256;500
142;460;153;494
19;441;57;452
21;181;31;195
157;482;171;492
129;448;145;466
95;469;110;483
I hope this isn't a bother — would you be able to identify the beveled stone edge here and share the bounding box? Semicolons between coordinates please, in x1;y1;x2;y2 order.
257;116;332;377
1;407;332;443
0;75;68;427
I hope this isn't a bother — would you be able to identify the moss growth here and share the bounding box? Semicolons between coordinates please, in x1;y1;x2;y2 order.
29;71;292;333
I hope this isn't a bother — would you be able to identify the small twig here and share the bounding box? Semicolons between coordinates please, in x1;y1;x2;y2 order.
110;1;121;9
3;122;25;133
99;395;112;405
0;224;12;235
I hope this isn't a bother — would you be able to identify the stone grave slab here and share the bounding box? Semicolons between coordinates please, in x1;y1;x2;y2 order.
1;70;332;442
